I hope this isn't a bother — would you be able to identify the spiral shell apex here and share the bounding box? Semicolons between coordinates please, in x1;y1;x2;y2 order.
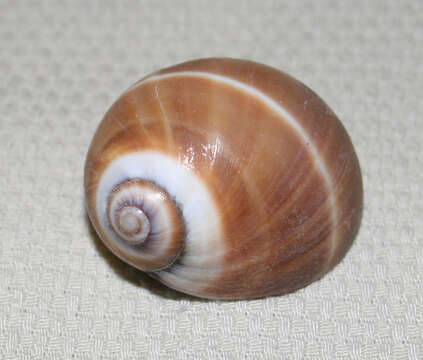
84;58;363;300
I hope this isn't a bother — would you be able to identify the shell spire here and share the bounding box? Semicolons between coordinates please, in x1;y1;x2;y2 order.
104;179;186;271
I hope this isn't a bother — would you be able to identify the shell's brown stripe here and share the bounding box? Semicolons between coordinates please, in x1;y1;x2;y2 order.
126;82;174;153
250;146;315;232
151;82;178;151
206;173;333;298
203;232;333;299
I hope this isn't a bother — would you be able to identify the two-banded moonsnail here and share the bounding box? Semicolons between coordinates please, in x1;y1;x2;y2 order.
84;58;363;300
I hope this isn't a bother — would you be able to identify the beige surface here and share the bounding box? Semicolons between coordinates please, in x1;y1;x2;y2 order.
0;1;422;359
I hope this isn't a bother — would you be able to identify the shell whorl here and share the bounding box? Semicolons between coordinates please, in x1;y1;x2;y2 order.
91;150;224;281
105;179;186;270
84;58;363;299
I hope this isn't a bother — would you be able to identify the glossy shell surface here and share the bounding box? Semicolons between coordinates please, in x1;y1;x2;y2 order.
84;58;363;299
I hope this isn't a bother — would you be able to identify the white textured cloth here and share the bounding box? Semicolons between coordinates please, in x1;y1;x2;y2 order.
0;1;422;359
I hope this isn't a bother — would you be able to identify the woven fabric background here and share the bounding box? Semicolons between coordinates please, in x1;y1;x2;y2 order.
0;1;422;359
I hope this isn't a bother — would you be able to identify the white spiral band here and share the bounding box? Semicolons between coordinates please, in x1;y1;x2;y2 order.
96;151;224;290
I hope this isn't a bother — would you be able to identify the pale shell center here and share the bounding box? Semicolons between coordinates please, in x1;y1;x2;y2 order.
115;206;150;245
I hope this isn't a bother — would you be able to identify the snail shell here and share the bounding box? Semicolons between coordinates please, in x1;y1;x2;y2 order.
84;58;363;300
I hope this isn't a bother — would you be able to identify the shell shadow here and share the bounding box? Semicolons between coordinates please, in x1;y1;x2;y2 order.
84;213;211;303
